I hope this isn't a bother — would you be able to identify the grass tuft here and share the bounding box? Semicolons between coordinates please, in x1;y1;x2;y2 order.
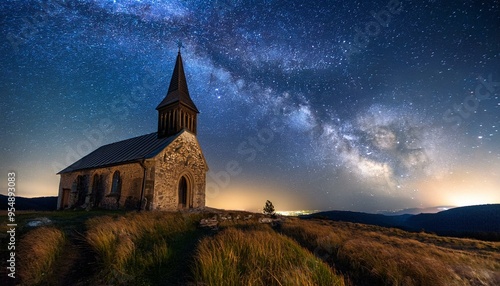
18;226;66;285
85;211;199;284
194;225;345;286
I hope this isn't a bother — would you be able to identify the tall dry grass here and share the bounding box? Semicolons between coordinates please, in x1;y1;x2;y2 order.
85;211;200;284
280;219;500;286
18;226;66;285
9;210;500;285
194;225;345;286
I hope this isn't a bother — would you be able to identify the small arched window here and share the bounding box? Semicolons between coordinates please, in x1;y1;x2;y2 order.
76;175;87;206
111;171;121;195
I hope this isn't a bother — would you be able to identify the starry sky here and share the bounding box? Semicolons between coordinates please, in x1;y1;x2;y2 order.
1;0;499;213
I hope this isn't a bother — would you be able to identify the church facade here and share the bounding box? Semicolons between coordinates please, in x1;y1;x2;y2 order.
57;51;208;211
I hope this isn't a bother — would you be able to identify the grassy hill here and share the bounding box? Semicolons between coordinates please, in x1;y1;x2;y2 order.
1;210;499;285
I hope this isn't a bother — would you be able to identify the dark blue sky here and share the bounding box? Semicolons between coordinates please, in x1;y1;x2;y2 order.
1;0;499;212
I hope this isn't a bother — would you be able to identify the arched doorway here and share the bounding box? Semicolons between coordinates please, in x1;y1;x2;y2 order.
178;176;191;209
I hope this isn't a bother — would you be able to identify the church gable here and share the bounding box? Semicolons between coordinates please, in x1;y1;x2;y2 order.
152;131;207;210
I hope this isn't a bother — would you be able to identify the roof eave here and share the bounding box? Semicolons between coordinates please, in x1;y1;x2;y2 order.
57;159;144;174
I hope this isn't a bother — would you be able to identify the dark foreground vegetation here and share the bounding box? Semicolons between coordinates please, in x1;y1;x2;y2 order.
1;210;499;286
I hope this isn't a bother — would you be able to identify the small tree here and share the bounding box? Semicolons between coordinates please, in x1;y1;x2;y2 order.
263;200;275;216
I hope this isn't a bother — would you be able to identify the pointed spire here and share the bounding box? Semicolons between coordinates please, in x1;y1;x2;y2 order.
177;40;184;53
156;49;199;112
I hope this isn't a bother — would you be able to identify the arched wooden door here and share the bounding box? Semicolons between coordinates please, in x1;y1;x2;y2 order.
178;176;190;209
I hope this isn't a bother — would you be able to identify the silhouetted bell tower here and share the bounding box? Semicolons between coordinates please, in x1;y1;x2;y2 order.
157;49;199;138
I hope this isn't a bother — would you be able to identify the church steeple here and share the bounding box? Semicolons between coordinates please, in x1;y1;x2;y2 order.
157;50;199;138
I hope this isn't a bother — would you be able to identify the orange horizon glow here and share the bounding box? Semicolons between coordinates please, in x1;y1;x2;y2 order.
3;165;499;213
205;182;315;212
412;166;500;208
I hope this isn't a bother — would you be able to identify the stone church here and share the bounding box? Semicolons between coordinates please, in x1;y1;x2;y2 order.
57;51;208;211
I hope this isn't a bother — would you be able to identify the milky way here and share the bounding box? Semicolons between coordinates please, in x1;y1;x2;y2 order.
1;0;499;212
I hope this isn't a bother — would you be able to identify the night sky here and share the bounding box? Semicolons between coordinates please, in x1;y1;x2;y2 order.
1;0;499;212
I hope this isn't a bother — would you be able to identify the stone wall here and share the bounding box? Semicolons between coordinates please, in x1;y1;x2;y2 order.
57;162;145;210
153;131;208;210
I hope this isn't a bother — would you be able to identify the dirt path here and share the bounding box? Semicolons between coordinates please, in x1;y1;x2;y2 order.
49;230;97;286
148;229;210;285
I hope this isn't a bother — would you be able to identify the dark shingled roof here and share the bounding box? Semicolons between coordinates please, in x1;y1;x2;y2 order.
156;52;199;112
58;132;178;174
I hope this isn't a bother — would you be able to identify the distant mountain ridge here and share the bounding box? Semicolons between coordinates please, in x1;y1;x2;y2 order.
407;204;500;233
304;204;500;241
378;206;456;216
0;194;57;211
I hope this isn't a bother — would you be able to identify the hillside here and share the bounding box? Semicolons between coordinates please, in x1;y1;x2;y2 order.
0;195;57;211
307;204;500;241
407;204;500;233
379;206;456;215
1;210;499;285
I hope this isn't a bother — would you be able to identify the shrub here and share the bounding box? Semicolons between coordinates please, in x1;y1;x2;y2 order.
263;200;275;216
